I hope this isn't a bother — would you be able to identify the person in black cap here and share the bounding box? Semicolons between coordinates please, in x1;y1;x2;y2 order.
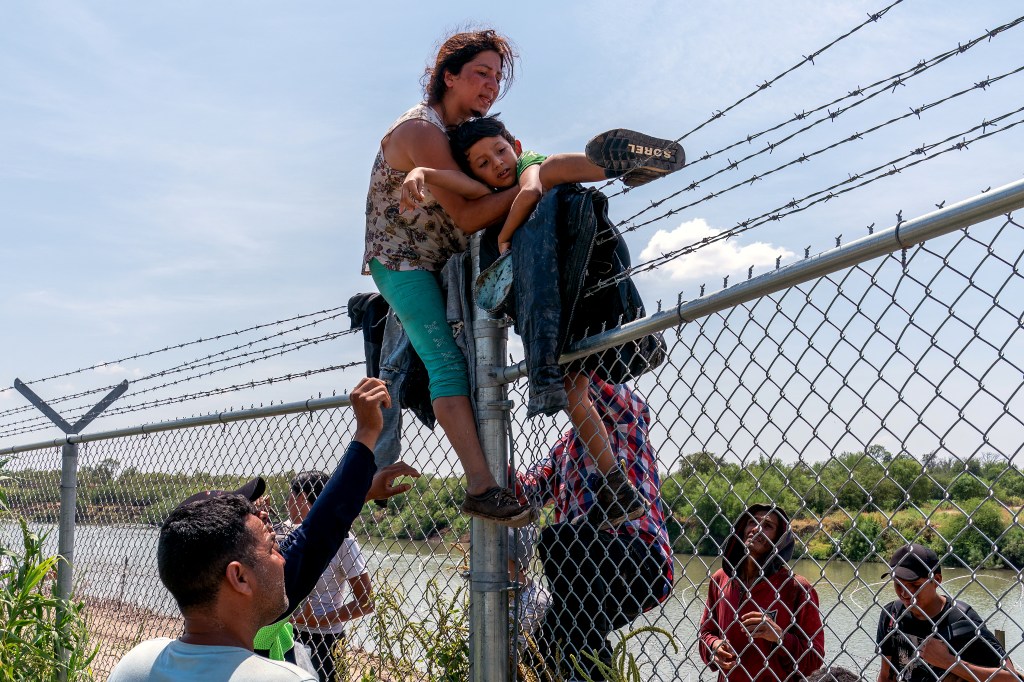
174;475;270;509
875;543;1018;682
108;378;419;682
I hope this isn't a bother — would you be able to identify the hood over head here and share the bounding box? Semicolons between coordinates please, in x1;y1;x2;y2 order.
721;503;794;578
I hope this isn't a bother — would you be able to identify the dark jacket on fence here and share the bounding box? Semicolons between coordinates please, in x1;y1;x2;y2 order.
506;184;666;417
698;503;825;682
347;250;479;467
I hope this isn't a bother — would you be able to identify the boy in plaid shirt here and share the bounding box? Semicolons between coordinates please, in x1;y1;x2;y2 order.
517;377;673;681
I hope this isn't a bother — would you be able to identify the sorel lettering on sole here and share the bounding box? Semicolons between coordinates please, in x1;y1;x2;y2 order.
586;128;686;187
627;143;675;161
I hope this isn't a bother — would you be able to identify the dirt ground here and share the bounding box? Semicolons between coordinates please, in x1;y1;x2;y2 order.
84;596;182;676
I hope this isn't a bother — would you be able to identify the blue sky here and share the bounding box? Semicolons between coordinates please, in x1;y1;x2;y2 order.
2;0;1022;446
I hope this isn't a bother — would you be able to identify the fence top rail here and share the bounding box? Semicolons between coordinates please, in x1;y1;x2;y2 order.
490;176;1024;385
0;394;353;456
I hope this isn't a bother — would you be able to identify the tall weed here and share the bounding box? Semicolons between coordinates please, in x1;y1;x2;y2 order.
0;459;96;681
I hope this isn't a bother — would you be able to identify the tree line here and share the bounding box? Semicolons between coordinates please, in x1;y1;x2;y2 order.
3;447;1022;569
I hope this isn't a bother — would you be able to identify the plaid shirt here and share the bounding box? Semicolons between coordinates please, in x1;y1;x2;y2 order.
518;379;674;599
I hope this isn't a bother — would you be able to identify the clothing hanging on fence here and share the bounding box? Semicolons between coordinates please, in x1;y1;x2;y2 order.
348;250;479;467
502;183;667;418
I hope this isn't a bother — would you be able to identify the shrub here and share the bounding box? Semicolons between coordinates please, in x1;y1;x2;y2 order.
338;574;468;682
999;525;1024;569
806;537;836;561
935;502;1007;568
947;474;988;502
840;515;882;562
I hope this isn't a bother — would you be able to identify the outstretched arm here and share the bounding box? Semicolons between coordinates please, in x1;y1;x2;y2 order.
293;572;374;628
496;164;543;253
877;657;894;682
919;638;1019;682
400;167;491;212
537;152;607;187
278;379;417;621
387;119;517;233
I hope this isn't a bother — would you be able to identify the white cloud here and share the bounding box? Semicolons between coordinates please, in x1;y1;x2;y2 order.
93;363;128;375
638;218;794;283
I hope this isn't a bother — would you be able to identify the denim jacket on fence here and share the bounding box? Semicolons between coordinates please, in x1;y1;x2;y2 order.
507;183;666;418
348;251;479;467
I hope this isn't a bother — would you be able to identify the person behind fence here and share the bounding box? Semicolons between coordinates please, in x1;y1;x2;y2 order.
108;378;417;682
516;376;673;681
876;543;1018;682
362;28;534;527
698;503;825;682
508;526;550;650
284;470;373;682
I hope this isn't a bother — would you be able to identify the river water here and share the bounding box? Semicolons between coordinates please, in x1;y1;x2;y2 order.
3;523;1021;681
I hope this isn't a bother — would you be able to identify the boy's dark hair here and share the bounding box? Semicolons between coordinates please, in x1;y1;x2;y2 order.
449;115;517;173
157;495;259;611
423;29;518;105
290;470;329;505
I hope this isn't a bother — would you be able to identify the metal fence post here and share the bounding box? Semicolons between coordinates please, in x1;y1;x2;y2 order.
55;441;80;682
10;378;127;682
470;236;510;682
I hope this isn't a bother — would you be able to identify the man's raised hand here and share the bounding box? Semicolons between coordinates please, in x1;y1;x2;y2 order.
351;377;391;451
366;462;420;502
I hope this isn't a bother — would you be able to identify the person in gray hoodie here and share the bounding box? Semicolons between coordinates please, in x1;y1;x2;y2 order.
698;503;825;682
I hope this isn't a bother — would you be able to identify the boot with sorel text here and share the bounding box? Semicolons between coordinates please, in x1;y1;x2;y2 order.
585;129;686;188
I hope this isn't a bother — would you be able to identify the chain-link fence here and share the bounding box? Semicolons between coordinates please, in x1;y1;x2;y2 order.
2;186;1024;682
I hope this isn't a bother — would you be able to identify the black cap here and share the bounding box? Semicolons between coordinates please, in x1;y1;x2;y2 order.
883;543;940;580
173;476;267;513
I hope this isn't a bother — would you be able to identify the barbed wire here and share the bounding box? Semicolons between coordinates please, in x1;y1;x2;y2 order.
593;0;906;194
606;15;1024;212
604;61;1024;243
0;311;353;421
1;305;347;392
675;0;906;144
586;104;1024;294
0;360;366;440
0;329;358;434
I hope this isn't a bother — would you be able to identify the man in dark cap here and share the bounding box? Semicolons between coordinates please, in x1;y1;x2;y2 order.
698;503;824;682
108;378;419;681
876;543;1017;682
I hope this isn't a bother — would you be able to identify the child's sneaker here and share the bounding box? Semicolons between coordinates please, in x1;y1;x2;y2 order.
585;129;686;187
461;486;537;527
589;466;649;530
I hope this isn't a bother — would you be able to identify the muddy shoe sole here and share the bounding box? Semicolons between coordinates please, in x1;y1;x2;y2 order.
585;129;686;185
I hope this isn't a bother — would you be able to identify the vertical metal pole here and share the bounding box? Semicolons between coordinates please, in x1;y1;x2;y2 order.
56;442;80;682
470;236;510;682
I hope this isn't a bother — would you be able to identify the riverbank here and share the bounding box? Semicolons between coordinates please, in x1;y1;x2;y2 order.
84;596;182;674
